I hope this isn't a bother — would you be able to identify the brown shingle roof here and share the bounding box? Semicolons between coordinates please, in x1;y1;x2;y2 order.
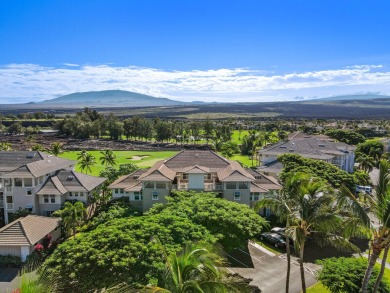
109;170;145;189
37;170;106;195
138;160;176;181
164;150;230;172
217;161;255;182
27;152;76;177
0;215;60;246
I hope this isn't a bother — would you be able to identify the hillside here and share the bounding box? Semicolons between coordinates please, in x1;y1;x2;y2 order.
308;93;390;102
37;90;186;107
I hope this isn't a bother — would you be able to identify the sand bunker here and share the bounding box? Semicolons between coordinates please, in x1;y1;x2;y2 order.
130;155;150;161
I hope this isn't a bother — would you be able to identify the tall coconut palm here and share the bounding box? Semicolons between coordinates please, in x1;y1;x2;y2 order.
289;177;356;293
99;150;117;167
50;142;63;156
255;172;310;293
53;201;86;239
355;159;390;293
77;149;87;161
356;154;375;173
149;243;252;293
78;153;96;174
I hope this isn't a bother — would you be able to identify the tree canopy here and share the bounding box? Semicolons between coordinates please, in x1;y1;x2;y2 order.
278;154;358;191
147;191;268;250
325;129;366;145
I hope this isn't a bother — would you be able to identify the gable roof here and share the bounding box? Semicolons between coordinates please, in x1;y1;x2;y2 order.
0;151;75;177
217;161;255;182
0;215;60;246
37;170;106;195
109;169;146;189
138;160;176;181
164;150;230;172
183;165;210;174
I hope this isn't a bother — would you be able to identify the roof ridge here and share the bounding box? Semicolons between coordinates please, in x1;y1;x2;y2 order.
18;218;33;245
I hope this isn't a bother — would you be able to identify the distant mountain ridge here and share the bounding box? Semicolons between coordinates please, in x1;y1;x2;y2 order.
308;93;390;102
38;90;187;107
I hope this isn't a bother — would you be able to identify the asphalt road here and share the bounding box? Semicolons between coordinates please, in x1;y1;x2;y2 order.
227;243;318;293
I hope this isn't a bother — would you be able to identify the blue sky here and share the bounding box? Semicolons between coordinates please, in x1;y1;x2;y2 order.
1;0;390;103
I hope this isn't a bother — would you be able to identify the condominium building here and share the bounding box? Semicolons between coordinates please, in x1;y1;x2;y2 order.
109;150;281;212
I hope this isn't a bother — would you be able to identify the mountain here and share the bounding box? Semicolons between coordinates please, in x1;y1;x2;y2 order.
307;93;390;102
37;90;187;107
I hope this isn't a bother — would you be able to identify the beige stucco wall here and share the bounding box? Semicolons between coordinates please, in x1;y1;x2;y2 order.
142;188;170;211
223;189;251;206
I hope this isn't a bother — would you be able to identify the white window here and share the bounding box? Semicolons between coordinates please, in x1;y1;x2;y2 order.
114;189;119;193
74;192;79;197
43;195;49;203
234;191;241;201
80;192;84;197
26;188;32;196
182;173;188;179
226;182;236;189
144;182;154;188
50;195;56;203
119;189;124;193
152;191;159;200
15;178;23;187
69;192;73;197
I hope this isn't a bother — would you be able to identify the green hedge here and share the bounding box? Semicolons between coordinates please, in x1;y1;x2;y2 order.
0;255;22;267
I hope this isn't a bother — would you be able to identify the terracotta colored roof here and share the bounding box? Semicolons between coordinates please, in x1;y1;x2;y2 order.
164;150;230;172
138;160;176;181
0;215;60;246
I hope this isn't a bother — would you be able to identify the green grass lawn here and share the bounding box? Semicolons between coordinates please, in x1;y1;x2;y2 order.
59;150;178;176
253;239;282;255
306;282;330;293
231;130;249;144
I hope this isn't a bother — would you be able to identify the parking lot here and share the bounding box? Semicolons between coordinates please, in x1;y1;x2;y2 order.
227;242;319;293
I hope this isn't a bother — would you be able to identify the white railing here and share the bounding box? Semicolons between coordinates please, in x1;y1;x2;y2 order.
6;203;14;210
5;186;12;193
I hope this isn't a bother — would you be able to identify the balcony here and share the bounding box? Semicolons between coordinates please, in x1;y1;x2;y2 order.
6;203;14;210
172;183;222;191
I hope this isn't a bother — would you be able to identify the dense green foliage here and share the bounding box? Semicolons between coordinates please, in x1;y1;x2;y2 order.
42;192;266;291
43;213;216;292
317;257;390;293
325;129;366;145
147;191;268;250
356;141;385;161
278;154;358;190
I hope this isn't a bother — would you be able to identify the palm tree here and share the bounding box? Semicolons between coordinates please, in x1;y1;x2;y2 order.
77;149;87;161
50;142;63;156
356;154;375;173
255;172;310;293
78;153;96;174
53;201;86;239
148;243;252;293
288;177;356;293
354;159;390;293
99;150;117;167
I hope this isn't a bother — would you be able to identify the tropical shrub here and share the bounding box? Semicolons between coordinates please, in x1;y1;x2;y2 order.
317;257;390;293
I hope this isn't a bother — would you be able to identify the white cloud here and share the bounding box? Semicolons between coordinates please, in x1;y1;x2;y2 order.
0;64;390;103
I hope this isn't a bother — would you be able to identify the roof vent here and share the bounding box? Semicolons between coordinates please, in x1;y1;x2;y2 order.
319;144;326;147
279;146;287;148
67;176;74;181
289;149;294;152
26;152;36;159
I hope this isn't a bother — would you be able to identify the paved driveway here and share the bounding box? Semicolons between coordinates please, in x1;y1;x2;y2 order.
227;243;318;293
0;268;19;292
